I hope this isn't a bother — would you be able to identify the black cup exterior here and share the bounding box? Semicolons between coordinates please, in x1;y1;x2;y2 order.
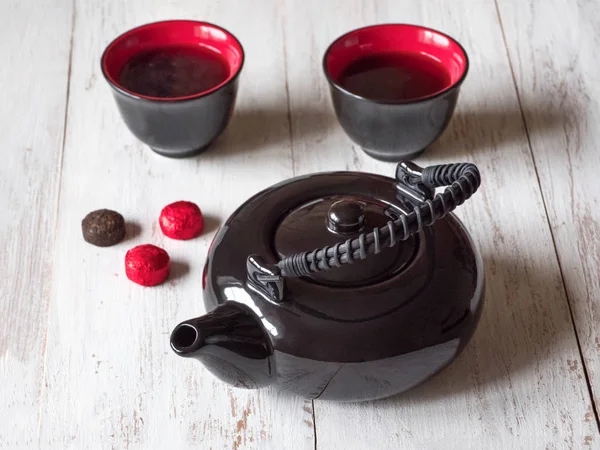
109;78;239;158
328;83;461;162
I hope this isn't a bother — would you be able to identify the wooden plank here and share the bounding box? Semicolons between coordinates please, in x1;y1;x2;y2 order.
497;0;600;420
282;0;598;448
0;0;73;447
37;1;313;448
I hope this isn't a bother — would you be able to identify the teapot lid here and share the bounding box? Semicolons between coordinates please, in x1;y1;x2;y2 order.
274;194;418;286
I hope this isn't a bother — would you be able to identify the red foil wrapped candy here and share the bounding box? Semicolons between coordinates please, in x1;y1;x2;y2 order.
125;244;170;286
159;201;204;240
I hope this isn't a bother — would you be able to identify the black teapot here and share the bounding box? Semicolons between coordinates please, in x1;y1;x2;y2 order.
170;161;484;402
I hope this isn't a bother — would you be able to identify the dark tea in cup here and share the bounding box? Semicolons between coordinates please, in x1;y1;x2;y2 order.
338;52;452;102
118;46;230;99
101;20;244;158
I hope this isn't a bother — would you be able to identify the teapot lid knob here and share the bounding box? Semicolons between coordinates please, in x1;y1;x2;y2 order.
327;200;365;234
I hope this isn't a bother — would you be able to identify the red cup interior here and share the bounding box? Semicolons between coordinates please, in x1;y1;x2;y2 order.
324;24;468;100
101;20;244;101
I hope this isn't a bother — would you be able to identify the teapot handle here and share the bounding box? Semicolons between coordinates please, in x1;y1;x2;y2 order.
247;161;481;303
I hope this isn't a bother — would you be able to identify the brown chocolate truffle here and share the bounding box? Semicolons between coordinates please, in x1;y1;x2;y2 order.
81;209;126;247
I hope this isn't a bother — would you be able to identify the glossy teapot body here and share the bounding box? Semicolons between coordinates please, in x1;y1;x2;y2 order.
171;166;484;402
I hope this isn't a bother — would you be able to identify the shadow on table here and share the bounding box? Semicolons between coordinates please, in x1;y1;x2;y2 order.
123;221;142;243
169;260;190;283
368;252;572;406
199;96;578;162
202;105;337;157
201;214;221;235
423;99;576;160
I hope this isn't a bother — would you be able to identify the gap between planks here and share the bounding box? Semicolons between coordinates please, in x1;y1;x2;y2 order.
280;0;297;176
493;0;600;430
311;399;317;450
35;0;77;443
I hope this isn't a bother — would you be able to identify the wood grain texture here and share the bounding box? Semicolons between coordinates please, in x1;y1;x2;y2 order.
282;0;598;448
37;1;312;448
496;0;600;417
4;0;600;448
0;0;73;447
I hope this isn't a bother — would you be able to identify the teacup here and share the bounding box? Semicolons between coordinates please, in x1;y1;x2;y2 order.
101;20;244;158
323;24;468;162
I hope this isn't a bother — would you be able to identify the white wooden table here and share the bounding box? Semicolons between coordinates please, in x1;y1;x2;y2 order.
2;0;600;448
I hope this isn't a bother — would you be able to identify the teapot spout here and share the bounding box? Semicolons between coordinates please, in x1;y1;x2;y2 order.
170;303;274;389
170;321;204;356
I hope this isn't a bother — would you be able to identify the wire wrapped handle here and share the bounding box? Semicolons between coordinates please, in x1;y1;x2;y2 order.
276;161;481;277
246;161;481;303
